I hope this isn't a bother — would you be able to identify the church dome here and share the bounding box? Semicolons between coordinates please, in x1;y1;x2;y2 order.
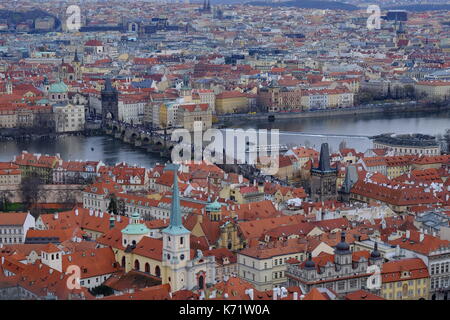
335;232;350;254
371;242;381;259
206;200;222;213
121;212;150;235
304;253;315;270
48;81;68;94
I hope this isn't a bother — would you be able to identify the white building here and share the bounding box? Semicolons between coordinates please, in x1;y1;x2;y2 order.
53;103;85;133
0;212;35;245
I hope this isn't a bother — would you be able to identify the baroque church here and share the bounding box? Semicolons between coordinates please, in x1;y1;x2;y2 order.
100;164;216;292
59;50;83;82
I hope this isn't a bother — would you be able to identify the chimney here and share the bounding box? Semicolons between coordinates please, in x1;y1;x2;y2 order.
245;288;254;300
75;209;79;216
280;287;288;299
406;230;410;239
419;233;424;242
273;287;280;300
54;212;59;220
1;256;4;264
293;292;298;300
49;269;54;274
89;209;93;216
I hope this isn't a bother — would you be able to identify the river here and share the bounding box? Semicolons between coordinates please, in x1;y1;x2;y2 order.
0;109;448;167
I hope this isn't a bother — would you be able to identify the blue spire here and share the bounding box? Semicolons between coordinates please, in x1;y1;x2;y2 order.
163;164;189;235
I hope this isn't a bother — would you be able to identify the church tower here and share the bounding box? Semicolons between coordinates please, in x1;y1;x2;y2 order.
162;164;191;292
72;49;82;81
5;78;12;95
310;143;338;202
180;74;192;100
334;232;352;267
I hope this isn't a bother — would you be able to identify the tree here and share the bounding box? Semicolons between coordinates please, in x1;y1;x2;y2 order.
107;193;118;215
20;172;45;218
0;189;13;211
117;198;126;216
56;189;77;209
339;140;347;152
404;85;415;99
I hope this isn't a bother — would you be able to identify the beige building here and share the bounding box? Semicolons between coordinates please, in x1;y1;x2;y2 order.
176;103;212;132
215;91;248;114
415;81;450;100
53;103;85;133
0;107;17;128
238;239;309;291
0;162;21;185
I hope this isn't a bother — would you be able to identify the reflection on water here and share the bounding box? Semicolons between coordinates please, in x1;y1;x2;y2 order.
0;110;448;166
0;135;162;168
229;110;450;153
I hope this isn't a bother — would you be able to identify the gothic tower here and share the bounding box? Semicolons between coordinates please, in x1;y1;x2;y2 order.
162;164;191;292
101;77;119;122
310;143;338;202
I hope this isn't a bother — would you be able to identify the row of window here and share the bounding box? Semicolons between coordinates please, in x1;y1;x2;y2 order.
0;237;22;244
430;262;449;275
431;277;449;289
80;275;108;286
0;228;22;235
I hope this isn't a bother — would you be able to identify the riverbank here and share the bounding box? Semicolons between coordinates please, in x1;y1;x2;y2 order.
217;101;450;123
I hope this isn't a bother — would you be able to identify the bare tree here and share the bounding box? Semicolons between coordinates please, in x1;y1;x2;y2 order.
20;172;45;218
339;140;347;152
0;189;13;211
56;188;77;208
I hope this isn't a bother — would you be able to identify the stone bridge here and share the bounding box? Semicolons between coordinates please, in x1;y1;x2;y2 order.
103;120;176;158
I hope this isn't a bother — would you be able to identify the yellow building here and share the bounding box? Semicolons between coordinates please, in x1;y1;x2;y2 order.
215;91;248;114
385;156;412;179
381;258;429;300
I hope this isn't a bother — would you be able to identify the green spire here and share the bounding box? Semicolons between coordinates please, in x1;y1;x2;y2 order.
163;164;189;235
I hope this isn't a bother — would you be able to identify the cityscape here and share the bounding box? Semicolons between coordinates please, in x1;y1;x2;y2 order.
0;0;449;306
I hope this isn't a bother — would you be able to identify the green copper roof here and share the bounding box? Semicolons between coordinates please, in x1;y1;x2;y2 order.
121;212;150;235
206;200;222;212
162;164;190;236
48;82;68;94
